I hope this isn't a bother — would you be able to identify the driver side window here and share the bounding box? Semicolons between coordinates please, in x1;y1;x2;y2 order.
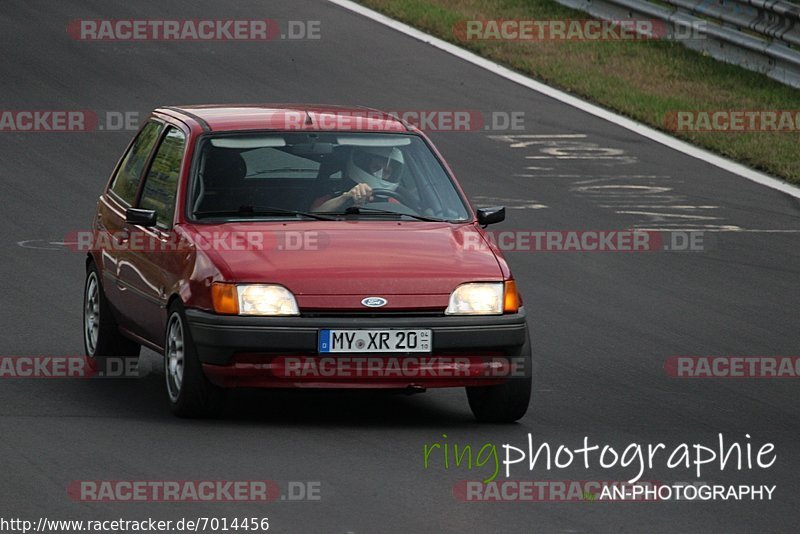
109;121;164;205
139;127;186;228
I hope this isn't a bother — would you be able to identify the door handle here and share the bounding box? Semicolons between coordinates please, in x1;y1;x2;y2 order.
112;231;129;245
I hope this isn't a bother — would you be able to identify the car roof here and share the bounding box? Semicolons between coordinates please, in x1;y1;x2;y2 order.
156;104;412;133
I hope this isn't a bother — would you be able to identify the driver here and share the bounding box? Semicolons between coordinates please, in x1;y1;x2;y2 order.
312;146;404;212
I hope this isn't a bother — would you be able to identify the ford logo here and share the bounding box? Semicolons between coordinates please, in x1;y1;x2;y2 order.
361;297;388;308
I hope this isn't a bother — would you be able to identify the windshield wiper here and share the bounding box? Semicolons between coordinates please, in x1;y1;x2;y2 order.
194;206;338;221
343;206;451;222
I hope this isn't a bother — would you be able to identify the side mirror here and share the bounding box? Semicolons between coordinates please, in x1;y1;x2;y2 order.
125;207;157;227
477;206;505;226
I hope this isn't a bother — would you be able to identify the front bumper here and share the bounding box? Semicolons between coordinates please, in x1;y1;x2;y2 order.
185;308;531;388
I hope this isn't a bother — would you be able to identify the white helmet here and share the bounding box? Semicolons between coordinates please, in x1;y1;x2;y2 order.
347;146;404;191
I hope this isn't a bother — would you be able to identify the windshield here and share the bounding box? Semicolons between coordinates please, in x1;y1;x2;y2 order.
188;132;471;222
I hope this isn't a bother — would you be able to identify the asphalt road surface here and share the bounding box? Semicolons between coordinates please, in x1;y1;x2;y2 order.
1;1;799;532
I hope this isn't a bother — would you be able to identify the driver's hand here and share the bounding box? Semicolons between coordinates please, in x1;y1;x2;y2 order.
346;183;373;205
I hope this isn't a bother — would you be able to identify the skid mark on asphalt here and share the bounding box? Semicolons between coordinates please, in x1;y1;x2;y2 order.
570;180;742;230
489;134;800;231
489;134;638;166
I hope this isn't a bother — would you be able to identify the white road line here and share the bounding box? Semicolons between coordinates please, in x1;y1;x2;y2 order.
600;205;720;209
327;0;800;200
571;176;669;182
16;240;73;250
617;211;721;220
525;155;634;160
488;134;587;139
572;185;673;194
636;225;742;230
636;228;800;232
580;185;669;189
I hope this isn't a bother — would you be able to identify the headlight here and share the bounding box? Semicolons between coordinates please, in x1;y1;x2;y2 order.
445;283;503;315
445;281;521;315
212;283;299;316
238;285;299;315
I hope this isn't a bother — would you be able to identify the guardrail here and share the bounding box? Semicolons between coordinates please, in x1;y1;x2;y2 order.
553;0;800;88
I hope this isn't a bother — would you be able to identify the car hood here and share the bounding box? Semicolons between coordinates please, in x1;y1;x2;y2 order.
183;220;502;309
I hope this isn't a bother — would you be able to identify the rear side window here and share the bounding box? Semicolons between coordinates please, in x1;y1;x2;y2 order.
139;127;186;228
109;121;164;205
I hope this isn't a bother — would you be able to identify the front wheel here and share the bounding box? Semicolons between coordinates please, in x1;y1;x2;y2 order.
83;263;140;373
466;334;532;423
164;302;223;417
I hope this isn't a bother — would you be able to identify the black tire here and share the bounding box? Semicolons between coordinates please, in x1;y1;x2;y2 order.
83;262;140;375
466;332;532;423
164;301;223;417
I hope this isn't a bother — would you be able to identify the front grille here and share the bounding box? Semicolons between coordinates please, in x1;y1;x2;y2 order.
300;310;445;319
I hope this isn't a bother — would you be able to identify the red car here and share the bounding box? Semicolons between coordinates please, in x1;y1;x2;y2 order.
83;105;531;421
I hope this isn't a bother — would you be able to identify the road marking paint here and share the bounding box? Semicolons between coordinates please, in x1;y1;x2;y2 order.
571;176;669;182
616;211;721;220
489;134;637;163
525;155;635;160
600;205;719;209
489;134;587;141
572;185;673;194
16;240;75;250
635;227;800;232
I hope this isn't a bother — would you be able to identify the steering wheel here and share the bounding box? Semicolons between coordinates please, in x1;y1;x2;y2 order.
369;188;405;202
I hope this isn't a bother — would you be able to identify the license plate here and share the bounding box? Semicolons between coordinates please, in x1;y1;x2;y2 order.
318;329;432;353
